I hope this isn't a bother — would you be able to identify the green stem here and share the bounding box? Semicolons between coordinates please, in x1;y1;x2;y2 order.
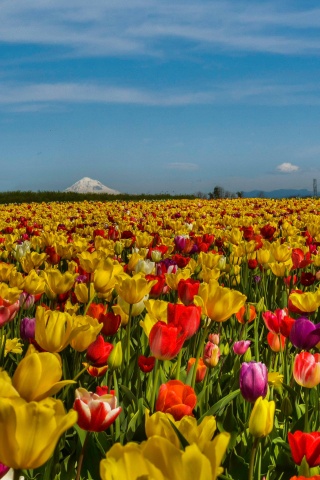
175;348;183;380
254;314;259;362
75;431;90;480
248;438;260;480
123;303;133;386
304;388;310;433
150;359;161;412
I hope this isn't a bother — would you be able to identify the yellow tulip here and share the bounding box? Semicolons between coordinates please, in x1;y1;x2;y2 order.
135;232;153;248
0;262;15;282
100;441;164;480
74;282;89;303
69;315;102;352
35;306;86;353
0;370;19;398
12;346;75;401
41;268;77;298
23;270;46;295
0;396;77;469
194;280;246;322
289;289;320;313
9;269;25;290
93;259;123;298
0;283;22;303
165;269;192;291
270;241;292;262
228;228;243;245
140;299;168;337
145;410;217;451
126;252;143;272
100;435;230;480
249;397;275;438
117;295;148;317
115;273;156;304
201;265;221;283
112;304;129;326
256;248;270;267
20;251;47;273
269;260;292;277
78;250;104;273
198;252;222;269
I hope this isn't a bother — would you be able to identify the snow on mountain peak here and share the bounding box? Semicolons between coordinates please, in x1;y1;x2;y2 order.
65;177;120;194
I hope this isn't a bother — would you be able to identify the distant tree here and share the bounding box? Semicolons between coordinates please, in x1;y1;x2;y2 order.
258;191;265;198
208;185;225;199
236;191;244;198
195;191;207;199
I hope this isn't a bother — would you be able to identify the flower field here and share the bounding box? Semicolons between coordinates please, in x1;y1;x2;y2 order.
0;197;320;480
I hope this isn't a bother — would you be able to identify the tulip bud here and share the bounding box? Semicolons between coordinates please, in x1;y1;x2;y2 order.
107;342;123;371
203;341;220;368
249;397;275;438
255;297;265;313
243;348;252;362
114;241;124;256
281;396;293;417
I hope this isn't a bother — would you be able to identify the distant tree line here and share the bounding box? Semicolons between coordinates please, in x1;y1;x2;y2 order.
0;190;197;205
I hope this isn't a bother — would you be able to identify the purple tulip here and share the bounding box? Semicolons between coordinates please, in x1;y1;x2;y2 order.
20;317;36;341
239;361;268;403
233;340;251;355
289;317;320;350
174;235;187;252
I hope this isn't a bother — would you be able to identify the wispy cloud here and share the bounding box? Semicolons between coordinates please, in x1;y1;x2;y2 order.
0;1;320;59
166;162;199;171
276;162;299;173
1;79;320;110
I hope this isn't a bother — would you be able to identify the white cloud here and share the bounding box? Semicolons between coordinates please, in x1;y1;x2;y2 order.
0;1;320;59
276;162;299;173
0;79;320;110
166;163;198;171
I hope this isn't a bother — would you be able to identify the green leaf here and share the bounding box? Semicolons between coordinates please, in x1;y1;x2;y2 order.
73;424;87;447
199;389;240;422
168;419;190;450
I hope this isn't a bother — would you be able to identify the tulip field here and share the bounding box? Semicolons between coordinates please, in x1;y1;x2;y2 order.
1;197;320;480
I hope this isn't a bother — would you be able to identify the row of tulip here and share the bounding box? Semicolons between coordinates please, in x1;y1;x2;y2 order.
0;197;320;479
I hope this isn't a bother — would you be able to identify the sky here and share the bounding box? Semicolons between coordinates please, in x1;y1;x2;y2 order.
1;0;320;195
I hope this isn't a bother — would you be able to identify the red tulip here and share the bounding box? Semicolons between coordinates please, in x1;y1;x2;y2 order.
167;303;201;339
293;352;320;388
177;278;200;306
138;355;156;373
262;308;294;337
73;387;121;432
288;431;320;467
145;274;166;298
98;312;121;336
86;335;114;367
155;380;197;420
149;321;186;361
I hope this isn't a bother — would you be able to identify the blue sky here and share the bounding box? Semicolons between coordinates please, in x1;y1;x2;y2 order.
1;0;320;195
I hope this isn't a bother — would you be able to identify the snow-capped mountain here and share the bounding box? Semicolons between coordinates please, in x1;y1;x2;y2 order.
65;177;120;194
